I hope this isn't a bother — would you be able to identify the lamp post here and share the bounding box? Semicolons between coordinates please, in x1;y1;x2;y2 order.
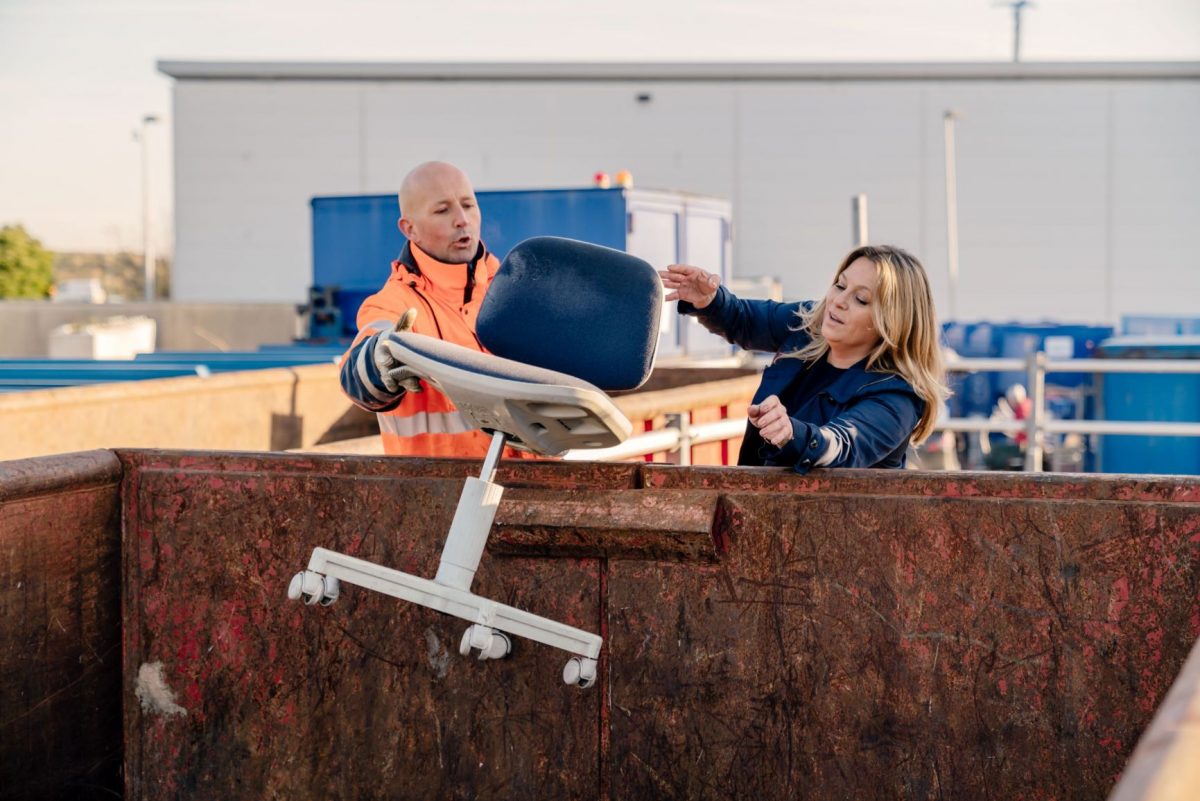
994;0;1035;63
943;109;960;323
138;114;159;301
851;194;868;247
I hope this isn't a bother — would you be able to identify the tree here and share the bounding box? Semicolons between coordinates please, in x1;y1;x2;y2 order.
54;250;172;301
0;225;54;299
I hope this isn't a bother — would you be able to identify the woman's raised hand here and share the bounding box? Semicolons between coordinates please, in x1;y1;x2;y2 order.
660;264;720;309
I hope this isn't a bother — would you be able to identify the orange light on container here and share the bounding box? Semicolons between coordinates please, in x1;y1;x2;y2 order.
593;171;611;189
614;170;633;188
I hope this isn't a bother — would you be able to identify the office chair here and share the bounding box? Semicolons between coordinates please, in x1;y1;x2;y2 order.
288;237;662;688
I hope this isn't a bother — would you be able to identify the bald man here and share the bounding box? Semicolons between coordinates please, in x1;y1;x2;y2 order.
339;162;507;457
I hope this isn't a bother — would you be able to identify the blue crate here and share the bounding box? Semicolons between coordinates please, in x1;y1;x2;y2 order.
1095;336;1200;475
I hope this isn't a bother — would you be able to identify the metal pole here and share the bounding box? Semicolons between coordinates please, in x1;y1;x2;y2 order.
995;1;1033;63
943;110;960;323
851;194;868;247
1012;4;1022;62
669;411;693;467
140;115;159;302
479;430;507;483
1024;350;1045;472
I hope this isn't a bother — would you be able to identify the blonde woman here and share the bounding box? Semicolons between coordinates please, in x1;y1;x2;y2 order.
661;245;948;472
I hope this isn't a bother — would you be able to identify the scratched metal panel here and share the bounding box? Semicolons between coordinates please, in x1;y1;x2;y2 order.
120;451;607;801
607;479;1200;801
641;464;1200;504
115;452;1200;800
0;451;123;801
119;448;643;490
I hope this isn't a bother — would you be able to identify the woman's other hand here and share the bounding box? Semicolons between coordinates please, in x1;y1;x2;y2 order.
660;264;720;309
748;395;794;448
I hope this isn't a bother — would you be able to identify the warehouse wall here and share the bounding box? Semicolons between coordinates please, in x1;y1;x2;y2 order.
169;70;1200;324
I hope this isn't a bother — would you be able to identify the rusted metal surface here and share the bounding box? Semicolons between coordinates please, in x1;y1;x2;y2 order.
614;465;1200;799
0;449;121;503
1108;634;1200;801
641;463;1200;503
0;451;123;801
118;447;643;490
119;449;612;800
493;489;724;560
4;448;1179;801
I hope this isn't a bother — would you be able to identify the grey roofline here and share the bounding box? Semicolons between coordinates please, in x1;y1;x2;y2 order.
156;60;1200;82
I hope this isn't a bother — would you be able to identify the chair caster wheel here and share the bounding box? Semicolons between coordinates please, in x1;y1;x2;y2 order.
288;571;339;606
563;657;597;689
317;576;339;606
459;625;512;661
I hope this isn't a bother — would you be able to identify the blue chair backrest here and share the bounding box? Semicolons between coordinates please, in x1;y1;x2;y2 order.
476;237;661;391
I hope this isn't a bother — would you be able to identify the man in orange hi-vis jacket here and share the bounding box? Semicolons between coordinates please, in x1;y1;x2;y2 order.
339;161;512;457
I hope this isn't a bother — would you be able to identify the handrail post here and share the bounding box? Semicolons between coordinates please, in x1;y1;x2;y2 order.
680;410;693;467
667;411;693;467
1025;350;1046;472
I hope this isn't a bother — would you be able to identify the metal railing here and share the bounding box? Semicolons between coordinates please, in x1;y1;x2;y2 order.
941;352;1200;471
565;352;1200;471
562;415;746;465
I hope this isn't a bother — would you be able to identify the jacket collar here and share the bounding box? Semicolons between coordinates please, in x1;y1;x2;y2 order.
778;307;917;403
394;241;488;304
823;359;916;403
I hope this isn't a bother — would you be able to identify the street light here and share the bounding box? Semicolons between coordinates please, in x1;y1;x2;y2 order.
943;109;960;323
137;114;159;302
851;194;868;247
994;0;1035;63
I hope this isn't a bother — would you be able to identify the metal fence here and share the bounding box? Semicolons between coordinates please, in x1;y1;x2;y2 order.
567;353;1200;472
941;353;1200;471
562;415;746;465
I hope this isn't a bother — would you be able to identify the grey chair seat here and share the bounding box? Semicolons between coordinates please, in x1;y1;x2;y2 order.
387;331;631;456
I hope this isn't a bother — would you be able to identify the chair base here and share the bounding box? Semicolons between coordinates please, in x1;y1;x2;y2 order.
287;433;602;689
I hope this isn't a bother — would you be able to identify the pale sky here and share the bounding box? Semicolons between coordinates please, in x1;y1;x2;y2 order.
1;0;1198;254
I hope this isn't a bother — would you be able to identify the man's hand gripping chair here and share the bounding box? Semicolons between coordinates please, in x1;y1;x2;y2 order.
287;237;662;689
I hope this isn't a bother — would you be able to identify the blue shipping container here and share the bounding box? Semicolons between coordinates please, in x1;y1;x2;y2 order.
941;321;1113;419
1096;336;1200;475
310;187;734;360
1121;315;1200;336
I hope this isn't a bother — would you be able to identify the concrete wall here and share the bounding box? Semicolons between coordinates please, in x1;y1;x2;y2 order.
0;364;374;460
164;62;1200;325
0;365;755;464
0;300;299;357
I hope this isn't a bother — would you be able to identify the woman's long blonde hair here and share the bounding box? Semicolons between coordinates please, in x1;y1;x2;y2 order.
786;245;950;444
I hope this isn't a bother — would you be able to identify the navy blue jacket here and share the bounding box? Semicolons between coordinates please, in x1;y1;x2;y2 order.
681;287;924;473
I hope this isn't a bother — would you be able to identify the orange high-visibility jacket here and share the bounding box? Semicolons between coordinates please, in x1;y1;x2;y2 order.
339;241;505;457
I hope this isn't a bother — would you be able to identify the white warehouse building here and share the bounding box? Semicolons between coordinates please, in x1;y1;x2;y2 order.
160;61;1200;324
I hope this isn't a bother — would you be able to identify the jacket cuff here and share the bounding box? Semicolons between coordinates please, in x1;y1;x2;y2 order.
341;334;406;412
677;286;729;319
762;420;827;472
